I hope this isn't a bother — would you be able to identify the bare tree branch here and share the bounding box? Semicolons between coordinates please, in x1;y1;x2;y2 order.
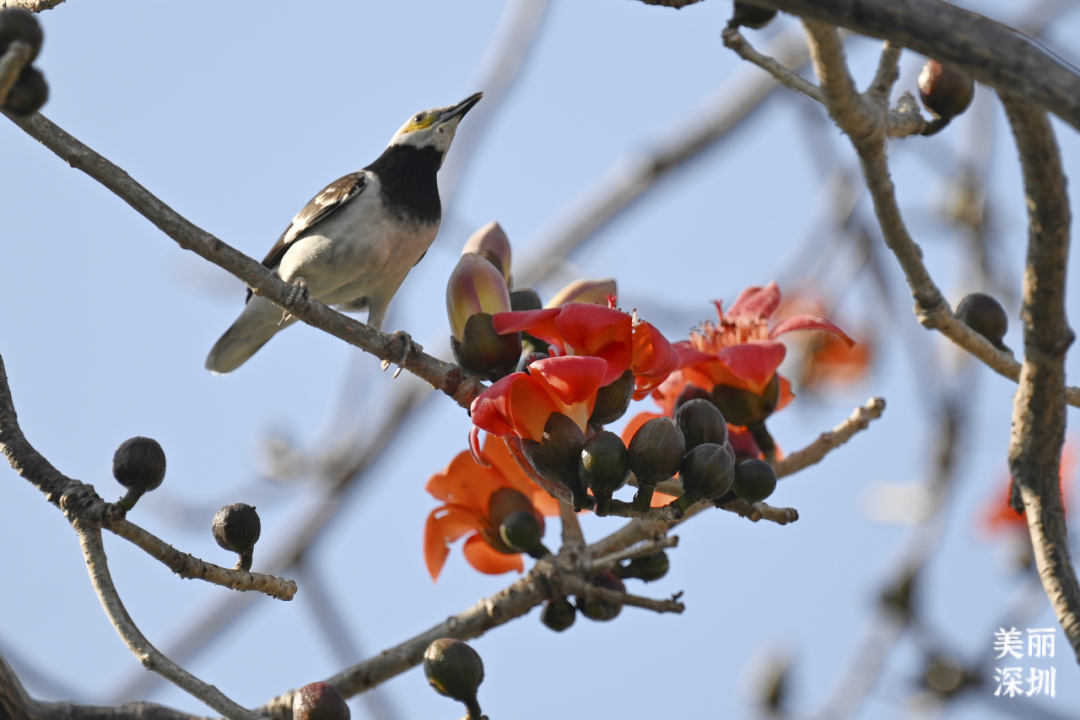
774;397;886;477
750;0;1080;131
0;351;297;600
74;523;259;720
1001;94;1080;662
2;113;487;410
0;0;66;12
0;40;31;107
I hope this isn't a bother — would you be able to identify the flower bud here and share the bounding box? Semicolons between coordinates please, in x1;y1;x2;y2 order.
674;383;712;412
540;598;577;632
589;369;635;426
616;550;670;583
112;436;166;510
579;571;625;622
510;288;542;312
446;253;513;342
499;510;547;557
919;60;974;121
627;417;685;511
675;398;728;451
578;431;630;513
462;221;512;287
451;312;522;382
423;638;484;719
731;1;777;29
212;503;261;571
0;9;43;62
521;412;588;510
732;458;778;503
675;443;735;513
546;278;617;308
293;682;350;720
955;292;1008;350
711;375;779;427
3;65;47;117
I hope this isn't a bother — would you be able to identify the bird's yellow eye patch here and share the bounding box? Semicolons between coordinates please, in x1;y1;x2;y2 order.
404;113;438;133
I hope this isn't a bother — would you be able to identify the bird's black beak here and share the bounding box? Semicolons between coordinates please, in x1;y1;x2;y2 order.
441;92;483;122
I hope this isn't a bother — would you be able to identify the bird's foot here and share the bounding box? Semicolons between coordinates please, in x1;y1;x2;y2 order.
381;330;418;378
279;277;309;326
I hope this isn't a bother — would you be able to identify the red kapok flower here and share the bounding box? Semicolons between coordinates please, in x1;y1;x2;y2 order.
425;435;561;581
470;355;609;451
652;281;855;416
492;302;679;398
774;289;873;391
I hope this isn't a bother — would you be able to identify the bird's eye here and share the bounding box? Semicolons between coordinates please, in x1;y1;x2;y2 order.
413;114;424;123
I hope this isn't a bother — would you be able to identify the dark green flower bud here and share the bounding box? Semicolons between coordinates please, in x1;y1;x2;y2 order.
293;682;350;720
616;550;670;583
675;443;735;513
540;598;576;632
674;384;712;412
113;436;166;510
510;289;543;312
579;570;625;622
450;312;522;382
0;9;43;63
675;398;728;451
627;417;685;511
3;65;47;117
732;458;777;503
423;638;484;719
589;369;635;426
731;1;777;29
479;487;536;554
919;60;974;121
578;431;630;514
212;503;261;571
521;413;588;510
499;510;548;557
955;292;1008;350
516;351;548;373
711;375;779;427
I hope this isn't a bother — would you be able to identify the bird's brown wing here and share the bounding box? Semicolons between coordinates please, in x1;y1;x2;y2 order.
260;172;368;271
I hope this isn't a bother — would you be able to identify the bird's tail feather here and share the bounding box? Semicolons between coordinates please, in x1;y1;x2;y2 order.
205;296;294;374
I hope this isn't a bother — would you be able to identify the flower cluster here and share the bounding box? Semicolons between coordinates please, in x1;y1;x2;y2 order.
431;224;857;580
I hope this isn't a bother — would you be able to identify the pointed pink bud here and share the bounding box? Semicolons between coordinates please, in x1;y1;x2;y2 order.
546;278;617;308
447;253;513;342
462;221;512;286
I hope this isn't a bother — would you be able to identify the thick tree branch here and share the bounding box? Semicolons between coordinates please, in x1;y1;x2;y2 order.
1001;95;1080;662
0;351;297;600
2;113;487;410
75;523;260;720
750;0;1080;132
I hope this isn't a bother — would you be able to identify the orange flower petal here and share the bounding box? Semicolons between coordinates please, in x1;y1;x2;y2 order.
471;372;561;442
771;313;856;348
651;490;678;507
727;281;782;321
717;341;787;392
425;450;509;511
528;356;608;428
776;374;795;412
492;308;564;349
463;534;525;575
557;303;633;357
425;506;485;581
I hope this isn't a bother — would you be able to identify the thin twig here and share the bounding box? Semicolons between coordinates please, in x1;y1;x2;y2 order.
1001;94;1080;662
74;523;260;720
557;574;685;614
721;27;823;103
775;397;886;478
717;498;800;525
0;351;297;600
586;536;678;572
0;0;66;11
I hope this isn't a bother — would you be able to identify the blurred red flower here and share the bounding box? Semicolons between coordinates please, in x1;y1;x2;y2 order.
982;439;1075;535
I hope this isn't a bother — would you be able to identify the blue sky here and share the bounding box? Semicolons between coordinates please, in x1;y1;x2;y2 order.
2;1;1079;719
